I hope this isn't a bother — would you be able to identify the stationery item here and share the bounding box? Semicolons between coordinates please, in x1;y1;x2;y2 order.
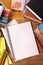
8;55;12;64
11;0;26;11
34;33;43;51
4;55;9;65
1;19;18;55
26;0;43;20
0;37;7;65
34;24;43;40
0;37;6;60
0;32;1;37
0;9;10;24
0;51;7;65
7;19;18;26
7;22;39;61
38;23;43;35
35;28;43;40
0;22;6;27
24;14;42;24
26;0;30;4
0;2;4;17
34;24;43;50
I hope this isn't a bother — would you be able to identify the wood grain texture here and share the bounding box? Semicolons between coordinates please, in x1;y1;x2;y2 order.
10;52;43;65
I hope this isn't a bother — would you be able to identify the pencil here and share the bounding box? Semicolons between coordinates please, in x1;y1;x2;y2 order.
24;15;42;24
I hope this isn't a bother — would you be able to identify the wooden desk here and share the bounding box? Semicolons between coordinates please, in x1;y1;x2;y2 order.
0;0;43;65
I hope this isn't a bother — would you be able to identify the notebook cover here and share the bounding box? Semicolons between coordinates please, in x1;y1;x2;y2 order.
7;22;39;61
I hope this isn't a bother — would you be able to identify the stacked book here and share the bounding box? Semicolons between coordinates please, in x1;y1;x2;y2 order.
34;23;43;41
34;23;43;51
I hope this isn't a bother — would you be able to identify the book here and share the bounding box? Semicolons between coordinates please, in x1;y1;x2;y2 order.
0;37;6;60
4;55;9;65
7;21;39;61
0;2;5;17
26;0;43;21
0;37;8;65
34;23;43;41
34;23;43;51
2;22;39;61
11;0;26;11
34;33;43;51
38;23;43;35
7;55;12;64
1;19;18;64
26;0;30;4
0;51;6;65
1;19;18;55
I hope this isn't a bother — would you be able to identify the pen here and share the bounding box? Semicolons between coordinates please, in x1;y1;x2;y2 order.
24;15;42;24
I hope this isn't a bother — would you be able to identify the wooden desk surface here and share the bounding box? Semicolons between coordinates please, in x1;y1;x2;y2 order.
0;0;43;65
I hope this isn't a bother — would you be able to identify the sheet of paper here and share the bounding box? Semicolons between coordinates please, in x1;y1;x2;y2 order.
1;19;18;56
8;55;12;64
7;19;18;26
8;22;39;61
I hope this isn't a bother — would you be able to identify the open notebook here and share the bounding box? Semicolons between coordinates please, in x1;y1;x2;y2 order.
1;19;18;54
1;20;39;61
1;19;18;64
1;21;39;61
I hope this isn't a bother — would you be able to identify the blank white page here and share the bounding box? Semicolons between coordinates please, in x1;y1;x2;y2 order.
1;19;18;56
7;22;39;61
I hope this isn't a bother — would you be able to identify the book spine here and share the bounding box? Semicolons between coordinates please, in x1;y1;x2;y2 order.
0;61;1;65
1;51;7;65
34;33;43;51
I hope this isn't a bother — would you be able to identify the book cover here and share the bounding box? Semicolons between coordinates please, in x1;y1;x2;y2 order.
7;22;39;61
0;37;6;65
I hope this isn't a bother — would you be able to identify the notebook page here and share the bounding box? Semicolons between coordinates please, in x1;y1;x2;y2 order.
7;22;39;61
